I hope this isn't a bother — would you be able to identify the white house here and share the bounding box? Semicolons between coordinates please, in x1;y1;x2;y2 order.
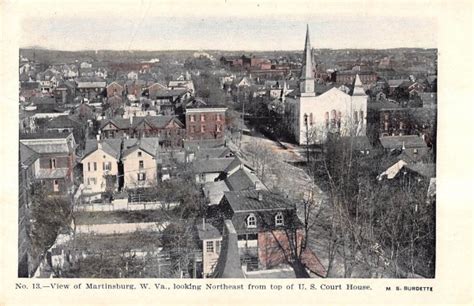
81;139;122;194
122;138;160;189
287;25;368;145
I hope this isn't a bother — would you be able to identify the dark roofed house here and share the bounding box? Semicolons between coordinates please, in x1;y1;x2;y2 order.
215;190;326;276
45;115;80;134
19;132;76;195
99;115;185;148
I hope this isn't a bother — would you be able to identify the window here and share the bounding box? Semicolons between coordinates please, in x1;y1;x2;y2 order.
139;160;144;169
138;151;142;157
88;178;96;185
87;162;91;172
103;162;112;171
354;111;359;123
247;214;257;228
190;125;196;133
331;110;337;127
201;125;206;133
206;241;214;253
215;240;221;253
309;113;313;126
337;111;342;128
360;111;364;122
93;162;97;171
138;173;146;181
216;114;222;121
53;180;59;192
275;212;284;226
50;158;56;169
200;114;206;122
325;112;329;128
216;125;221;132
190;115;195;122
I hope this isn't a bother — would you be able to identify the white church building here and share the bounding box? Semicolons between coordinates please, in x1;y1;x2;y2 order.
286;25;368;145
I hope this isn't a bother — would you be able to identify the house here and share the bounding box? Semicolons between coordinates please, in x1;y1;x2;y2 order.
195;221;223;278
122;138;160;189
286;26;367;145
203;165;267;205
146;82;168;100
75;77;107;101
45;115;80;134
192;157;237;184
106;81;124;98
185;106;227;141
168;80;195;95
19;132;76;194
18;143;40;277
81;138;122;194
379;135;430;162
131;116;185;146
217;190;313;272
99;115;185;147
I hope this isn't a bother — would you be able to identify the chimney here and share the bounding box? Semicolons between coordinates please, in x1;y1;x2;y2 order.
202;218;206;230
257;192;263;202
402;141;406;151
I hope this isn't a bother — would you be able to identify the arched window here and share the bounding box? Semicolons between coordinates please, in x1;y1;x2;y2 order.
275;212;284;226
247;214;257;228
337;111;342;128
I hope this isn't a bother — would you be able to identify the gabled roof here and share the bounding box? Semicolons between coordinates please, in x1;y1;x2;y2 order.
194;147;232;159
154;89;188;98
405;163;436;178
223;190;294;213
20;132;75;154
196;222;222;240
225;168;264;191
82;139;122;161
192;157;235;174
132;115;184;129
100;118;131;130
122;137;160;158
46;115;80;129
19;142;39;167
380;135;427;150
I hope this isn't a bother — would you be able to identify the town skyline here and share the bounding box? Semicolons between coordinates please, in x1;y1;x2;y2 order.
18;0;438;52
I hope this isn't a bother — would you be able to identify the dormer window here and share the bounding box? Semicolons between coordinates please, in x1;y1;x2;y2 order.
275;212;284;226
247;214;256;228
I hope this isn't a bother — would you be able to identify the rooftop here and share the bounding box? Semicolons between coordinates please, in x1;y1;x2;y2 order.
223;190;295;213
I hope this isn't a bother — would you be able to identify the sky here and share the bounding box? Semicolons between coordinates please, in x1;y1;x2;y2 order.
17;0;438;51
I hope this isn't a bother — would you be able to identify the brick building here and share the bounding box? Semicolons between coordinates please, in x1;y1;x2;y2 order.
185;107;227;141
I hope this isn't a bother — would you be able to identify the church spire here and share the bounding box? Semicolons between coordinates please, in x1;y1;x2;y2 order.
300;24;315;96
303;24;313;80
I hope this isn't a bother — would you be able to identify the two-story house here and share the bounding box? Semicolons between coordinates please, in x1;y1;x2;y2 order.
122;138;160;189
81;138;122;194
19;132;76;194
217;190;302;271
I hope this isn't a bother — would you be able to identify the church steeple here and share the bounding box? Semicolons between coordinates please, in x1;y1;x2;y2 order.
300;24;315;96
